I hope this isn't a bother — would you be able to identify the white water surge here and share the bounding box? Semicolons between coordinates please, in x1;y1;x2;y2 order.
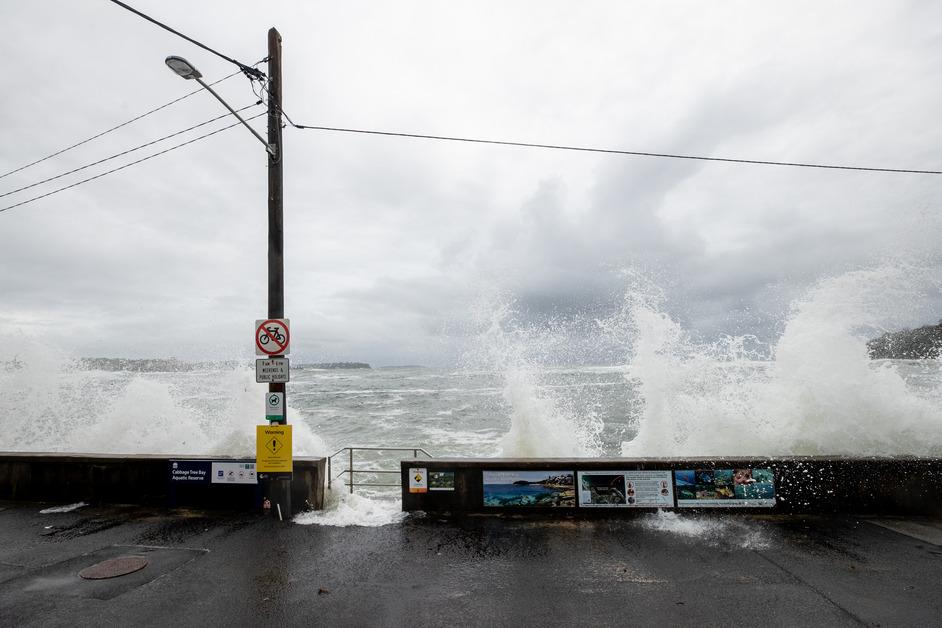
620;266;942;457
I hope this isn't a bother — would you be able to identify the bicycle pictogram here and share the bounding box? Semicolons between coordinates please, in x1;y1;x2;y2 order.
259;326;286;345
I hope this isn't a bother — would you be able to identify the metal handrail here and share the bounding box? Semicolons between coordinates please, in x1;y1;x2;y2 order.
328;446;433;494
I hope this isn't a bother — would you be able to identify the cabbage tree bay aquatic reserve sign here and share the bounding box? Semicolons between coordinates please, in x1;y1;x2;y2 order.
169;460;211;483
675;468;776;507
256;358;290;383
255;318;290;356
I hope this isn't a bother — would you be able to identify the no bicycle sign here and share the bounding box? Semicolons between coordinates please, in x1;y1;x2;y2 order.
255;318;290;356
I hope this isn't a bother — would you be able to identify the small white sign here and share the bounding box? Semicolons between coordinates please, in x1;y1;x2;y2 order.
255;319;290;356
256;358;290;383
266;392;285;421
409;467;428;494
211;462;257;485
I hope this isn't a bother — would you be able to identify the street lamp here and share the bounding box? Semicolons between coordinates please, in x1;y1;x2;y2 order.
165;55;202;80
165;37;290;520
164;55;275;156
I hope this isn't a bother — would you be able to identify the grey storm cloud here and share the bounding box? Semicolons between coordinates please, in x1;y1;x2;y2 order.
2;1;942;365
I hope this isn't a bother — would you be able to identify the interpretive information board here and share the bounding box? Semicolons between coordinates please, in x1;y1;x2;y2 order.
409;468;428;493
578;470;673;508
429;470;455;491
211;461;257;485
675;468;776;507
483;470;575;507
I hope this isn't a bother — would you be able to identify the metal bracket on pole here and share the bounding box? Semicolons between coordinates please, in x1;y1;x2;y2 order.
195;77;274;156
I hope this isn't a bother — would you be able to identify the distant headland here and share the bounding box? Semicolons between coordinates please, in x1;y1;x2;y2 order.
75;358;371;372
868;321;942;359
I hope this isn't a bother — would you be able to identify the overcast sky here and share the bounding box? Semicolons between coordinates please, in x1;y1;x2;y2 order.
2;1;942;366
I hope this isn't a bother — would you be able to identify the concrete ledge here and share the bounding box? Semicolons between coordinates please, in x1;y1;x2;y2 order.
401;457;942;515
0;452;326;511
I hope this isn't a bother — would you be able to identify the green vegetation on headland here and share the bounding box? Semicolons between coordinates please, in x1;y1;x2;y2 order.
511;474;573;488
306;362;371;369
868;321;942;359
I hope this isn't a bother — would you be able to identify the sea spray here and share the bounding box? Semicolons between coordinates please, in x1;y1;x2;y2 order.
462;295;603;457
0;340;326;456
640;510;771;550
619;266;942;456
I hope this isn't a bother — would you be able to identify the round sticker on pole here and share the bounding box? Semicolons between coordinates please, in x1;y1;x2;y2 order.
255;319;290;356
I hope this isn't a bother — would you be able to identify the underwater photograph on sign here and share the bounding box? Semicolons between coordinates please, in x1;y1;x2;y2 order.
578;470;673;508
483;470;575;507
675;468;775;507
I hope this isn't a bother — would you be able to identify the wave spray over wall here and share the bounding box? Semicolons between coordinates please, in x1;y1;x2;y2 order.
619;266;942;457
0;342;326;457
462;297;604;458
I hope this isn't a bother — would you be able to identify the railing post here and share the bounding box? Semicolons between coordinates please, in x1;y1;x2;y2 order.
327;455;332;491
349;448;354;494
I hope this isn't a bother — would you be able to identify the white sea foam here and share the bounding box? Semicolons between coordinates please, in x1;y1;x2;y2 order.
293;483;405;527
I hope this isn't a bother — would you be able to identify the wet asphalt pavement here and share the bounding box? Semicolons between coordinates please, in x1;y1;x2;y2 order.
1;502;941;627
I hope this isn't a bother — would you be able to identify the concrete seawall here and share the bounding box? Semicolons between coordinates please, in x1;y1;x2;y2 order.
402;457;942;515
0;452;326;511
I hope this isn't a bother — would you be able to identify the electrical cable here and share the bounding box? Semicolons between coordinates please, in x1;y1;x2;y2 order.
0;103;261;200
0;70;243;182
108;0;265;80
286;123;942;176
0;112;265;215
249;70;942;177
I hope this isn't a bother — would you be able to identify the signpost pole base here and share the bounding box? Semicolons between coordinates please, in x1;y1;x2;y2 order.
261;475;292;520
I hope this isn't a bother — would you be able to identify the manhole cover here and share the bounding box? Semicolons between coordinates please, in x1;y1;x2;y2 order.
79;555;149;580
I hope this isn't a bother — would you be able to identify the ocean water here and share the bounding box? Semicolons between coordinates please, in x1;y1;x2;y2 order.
2;266;942;524
0;359;937;460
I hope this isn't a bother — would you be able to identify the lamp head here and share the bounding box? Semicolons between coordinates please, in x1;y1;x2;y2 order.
165;56;202;80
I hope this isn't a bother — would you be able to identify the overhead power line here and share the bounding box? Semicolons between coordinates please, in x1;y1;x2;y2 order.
108;0;265;80
0;69;242;182
247;72;942;176
0;112;265;216
0;102;262;200
288;123;942;176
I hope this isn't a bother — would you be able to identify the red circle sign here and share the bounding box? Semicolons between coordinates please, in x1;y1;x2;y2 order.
256;319;290;355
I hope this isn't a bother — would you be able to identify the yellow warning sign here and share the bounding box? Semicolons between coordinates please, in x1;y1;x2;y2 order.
256;425;292;473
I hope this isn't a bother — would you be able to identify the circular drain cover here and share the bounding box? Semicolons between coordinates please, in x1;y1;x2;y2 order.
79;556;149;580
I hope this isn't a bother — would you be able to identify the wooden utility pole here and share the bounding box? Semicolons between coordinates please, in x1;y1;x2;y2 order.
266;27;291;519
